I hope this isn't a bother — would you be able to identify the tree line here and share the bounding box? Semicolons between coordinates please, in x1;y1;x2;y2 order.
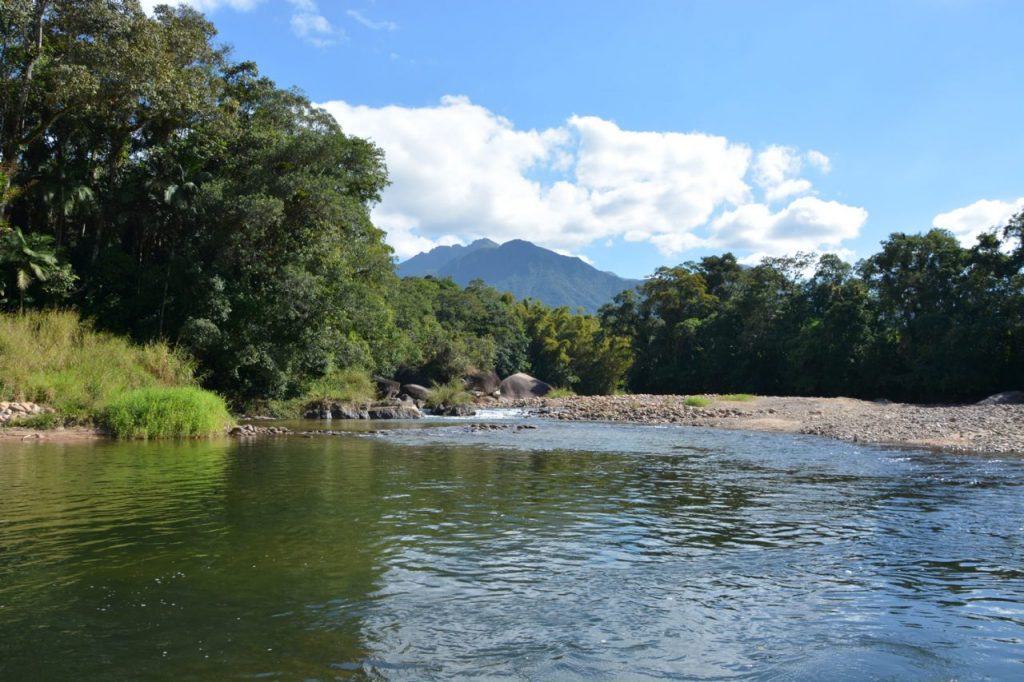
2;1;1021;406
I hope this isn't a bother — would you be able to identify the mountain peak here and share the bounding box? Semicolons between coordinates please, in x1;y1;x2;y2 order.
397;238;639;313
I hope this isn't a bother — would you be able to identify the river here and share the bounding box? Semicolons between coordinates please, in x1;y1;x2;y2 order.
1;416;1023;680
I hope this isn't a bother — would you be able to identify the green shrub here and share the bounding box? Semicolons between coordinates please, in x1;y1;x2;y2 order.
102;387;233;439
424;378;473;409
0;311;195;423
719;393;755;402
546;387;577;399
302;368;375;405
685;395;712;407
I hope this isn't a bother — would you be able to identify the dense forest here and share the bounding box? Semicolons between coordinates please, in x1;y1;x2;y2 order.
2;1;1021;408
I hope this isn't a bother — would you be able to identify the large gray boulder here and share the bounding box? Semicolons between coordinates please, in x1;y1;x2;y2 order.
463;370;501;395
977;390;1024;405
373;376;401;399
367;404;423;419
499;372;552;399
401;383;432;401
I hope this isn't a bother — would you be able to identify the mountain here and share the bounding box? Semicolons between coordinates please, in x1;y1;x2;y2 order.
397;239;641;313
397;238;499;277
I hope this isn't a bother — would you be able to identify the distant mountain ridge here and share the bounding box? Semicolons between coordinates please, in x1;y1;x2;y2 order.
397;238;640;313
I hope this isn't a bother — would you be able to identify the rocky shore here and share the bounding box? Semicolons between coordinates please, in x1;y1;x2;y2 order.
505;394;1024;454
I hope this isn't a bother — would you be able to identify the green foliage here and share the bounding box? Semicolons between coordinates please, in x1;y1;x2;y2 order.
424;378;474;410
685;396;712;407
719;393;755;402
101;387;233;439
303;368;375;405
546;387;577;399
0;311;195;423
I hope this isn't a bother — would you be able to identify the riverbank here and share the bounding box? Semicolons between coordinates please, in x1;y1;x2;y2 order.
505;394;1024;454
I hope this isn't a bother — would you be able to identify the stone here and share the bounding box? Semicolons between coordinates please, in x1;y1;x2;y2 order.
367;405;423;419
977;391;1024;405
373;375;401;399
463;370;501;395
498;372;552;399
401;384;432;401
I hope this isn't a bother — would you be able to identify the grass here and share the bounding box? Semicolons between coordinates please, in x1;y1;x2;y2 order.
101;387;233;439
685;395;712;407
719;393;756;402
424;378;473;409
0;311;195;424
546;387;577;399
302;368;376;405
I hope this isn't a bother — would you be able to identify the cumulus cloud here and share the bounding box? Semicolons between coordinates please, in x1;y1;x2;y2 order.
710;197;867;259
932;197;1024;246
320;96;865;260
753;145;811;203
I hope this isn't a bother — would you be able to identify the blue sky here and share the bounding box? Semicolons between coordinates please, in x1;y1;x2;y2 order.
150;1;1024;278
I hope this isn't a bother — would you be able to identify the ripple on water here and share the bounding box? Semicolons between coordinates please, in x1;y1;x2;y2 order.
1;423;1024;680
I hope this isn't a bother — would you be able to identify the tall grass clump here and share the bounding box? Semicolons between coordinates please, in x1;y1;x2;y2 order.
424;378;473;409
303;368;375;405
0;311;196;423
546;387;577;399
685;395;712;408
102;387;233;439
719;393;755;402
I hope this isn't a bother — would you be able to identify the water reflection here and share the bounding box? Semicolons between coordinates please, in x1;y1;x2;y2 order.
0;421;1022;680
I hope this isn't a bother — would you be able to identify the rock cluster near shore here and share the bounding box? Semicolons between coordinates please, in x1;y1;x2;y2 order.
505;394;1024;454
0;402;54;425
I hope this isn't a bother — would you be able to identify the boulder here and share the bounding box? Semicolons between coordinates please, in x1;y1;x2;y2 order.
330;403;368;420
401;383;432;401
367;404;423;419
373;375;401;399
977;390;1024;405
463;370;501;395
498;372;552;399
431;404;476;417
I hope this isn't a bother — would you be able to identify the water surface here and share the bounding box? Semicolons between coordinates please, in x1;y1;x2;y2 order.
1;419;1022;679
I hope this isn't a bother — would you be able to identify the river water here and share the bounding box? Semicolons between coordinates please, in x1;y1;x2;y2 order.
1;417;1022;680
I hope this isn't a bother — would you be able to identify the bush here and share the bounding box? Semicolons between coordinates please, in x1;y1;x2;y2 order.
719;393;755;402
302;368;375;405
102;387;233;439
685;395;711;407
0;311;195;423
546;387;577;399
424;378;473;409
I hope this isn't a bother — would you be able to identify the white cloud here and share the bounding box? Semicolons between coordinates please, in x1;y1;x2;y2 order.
287;0;337;46
806;149;831;173
932;197;1024;246
319;96;867;260
710;197;867;258
140;0;262;12
753;145;811;203
346;9;398;31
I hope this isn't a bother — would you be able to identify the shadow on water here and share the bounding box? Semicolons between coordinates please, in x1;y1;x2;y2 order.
1;420;1023;679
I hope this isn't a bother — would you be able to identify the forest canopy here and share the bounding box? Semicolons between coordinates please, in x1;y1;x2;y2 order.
1;1;1021;407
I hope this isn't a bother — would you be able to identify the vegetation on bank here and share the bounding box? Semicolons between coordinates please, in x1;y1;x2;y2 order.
0;311;195;424
1;1;1021;414
102;387;233;439
424;379;474;410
